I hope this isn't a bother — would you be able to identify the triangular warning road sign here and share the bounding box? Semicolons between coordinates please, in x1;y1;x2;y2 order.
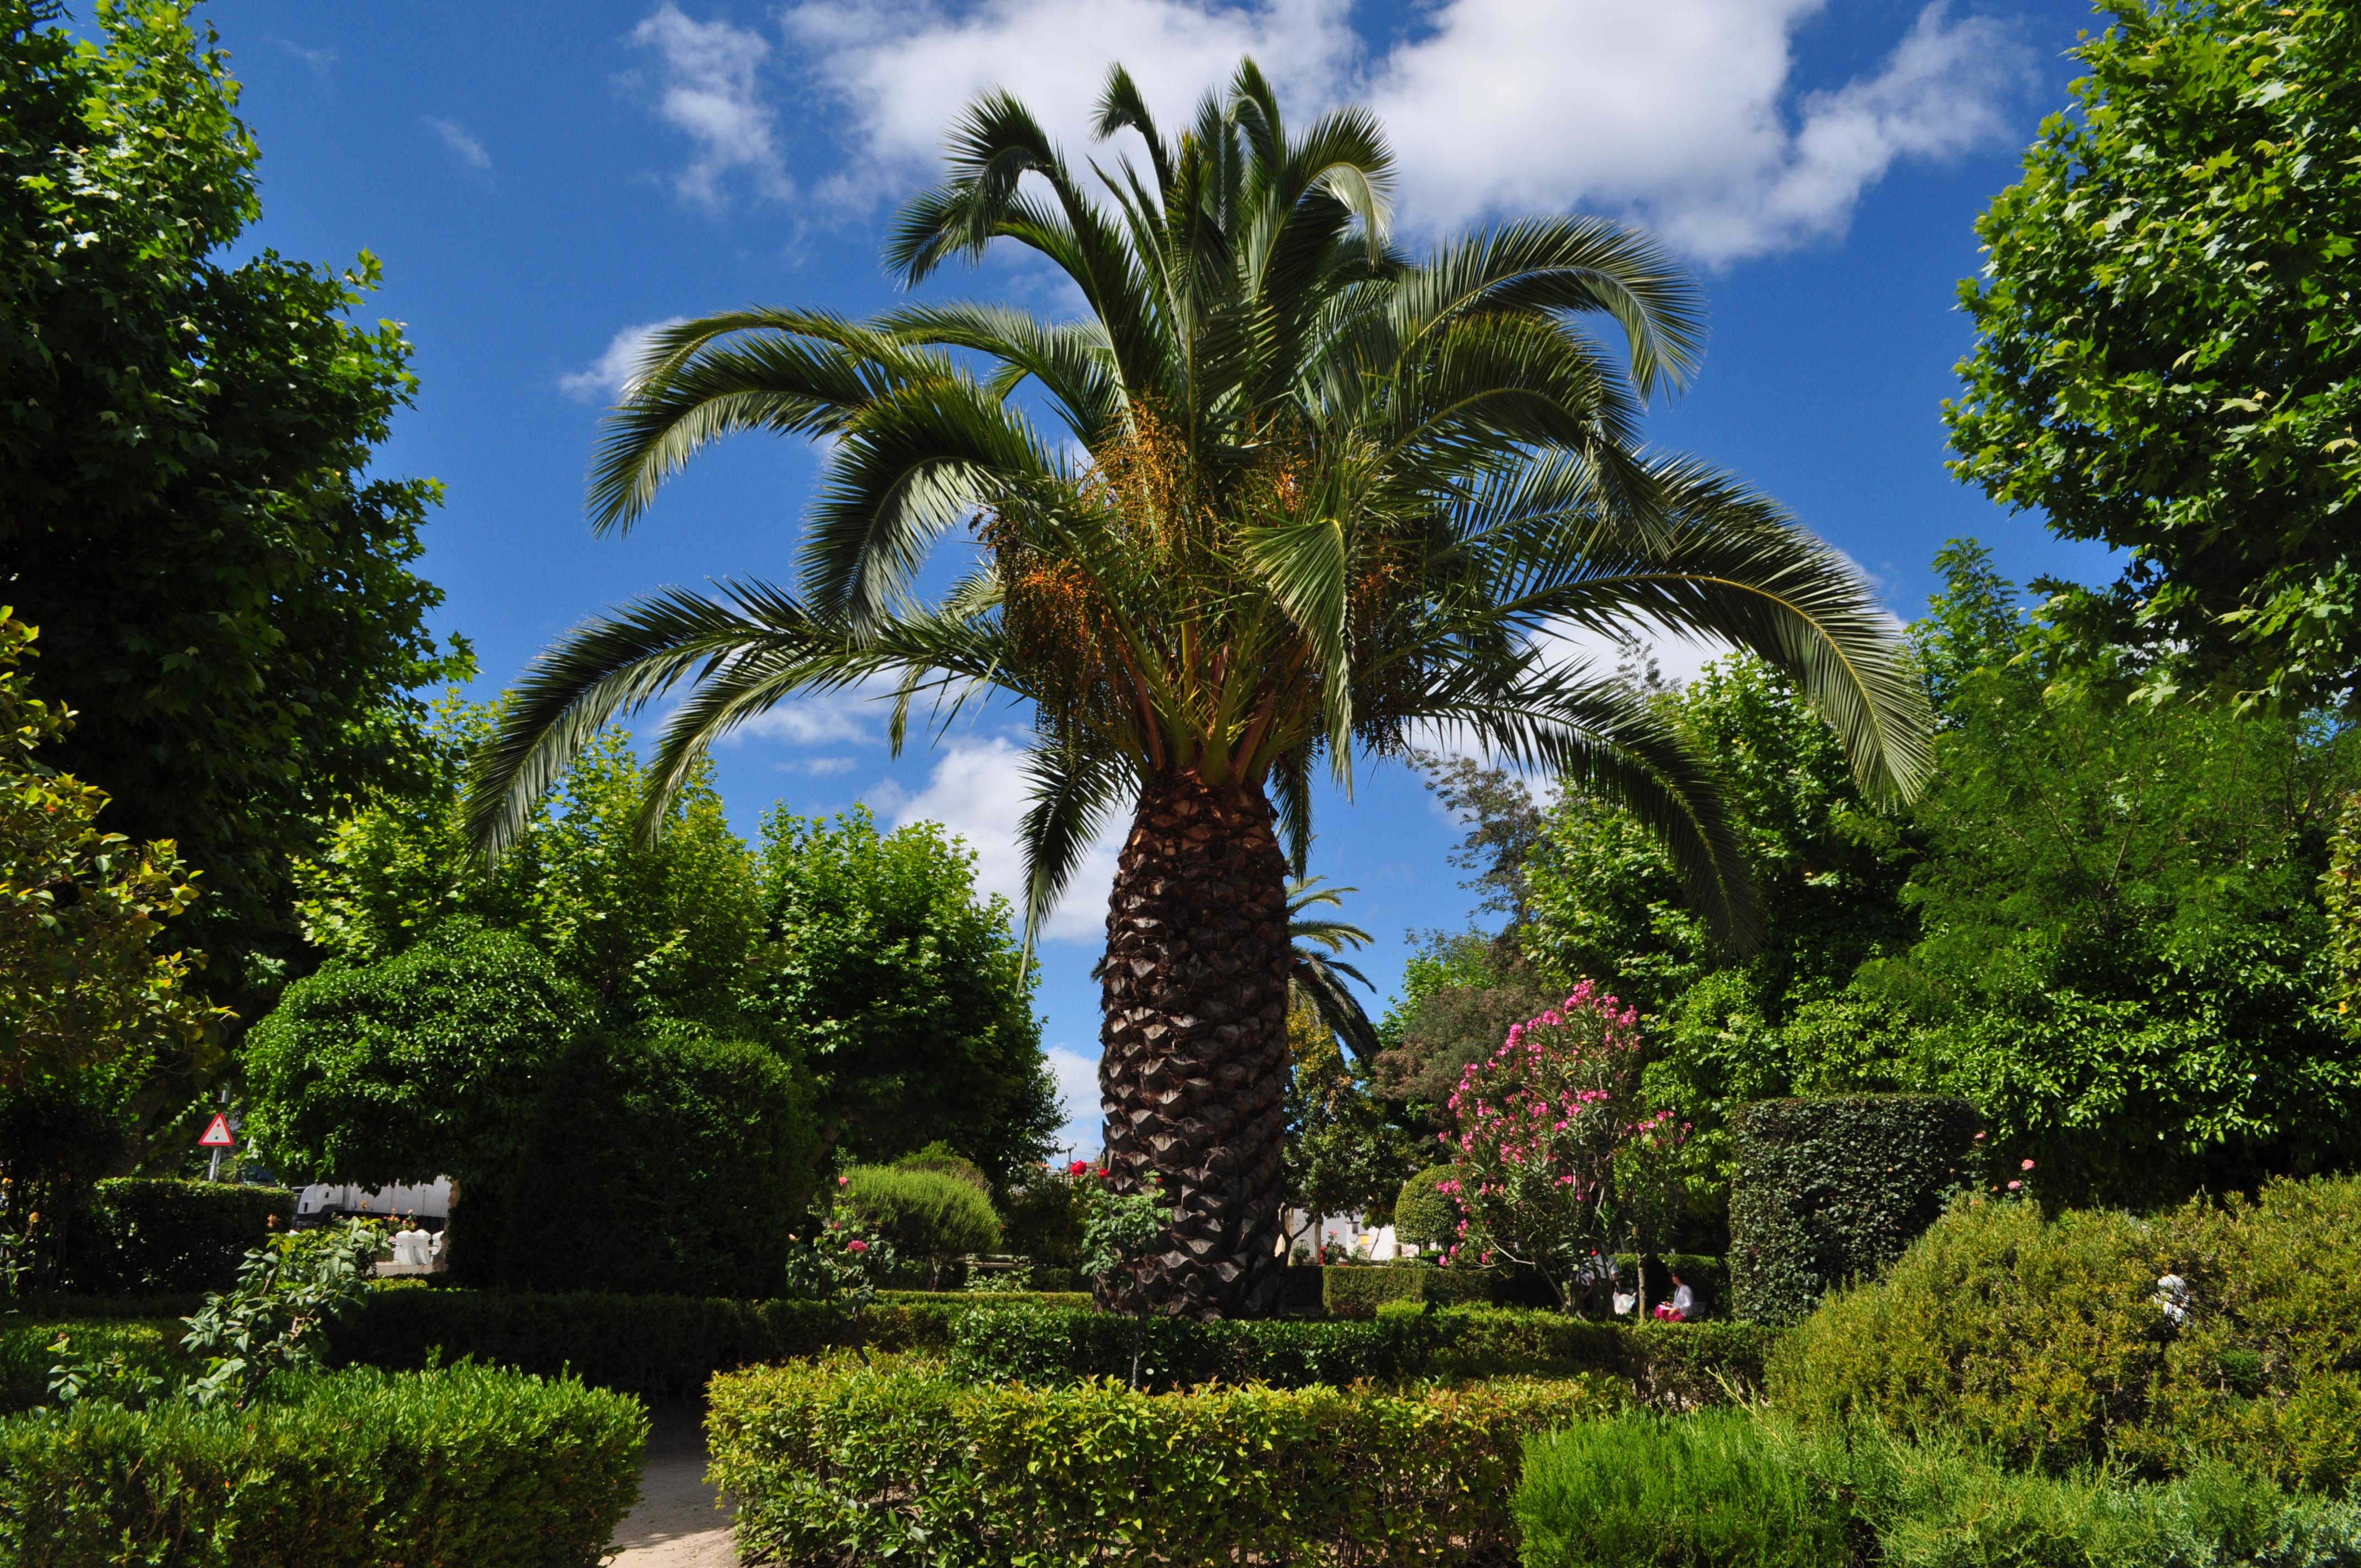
199;1114;235;1148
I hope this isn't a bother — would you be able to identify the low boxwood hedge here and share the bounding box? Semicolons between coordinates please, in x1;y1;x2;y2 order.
945;1304;1777;1404
1321;1263;1497;1317
0;1316;189;1415
0;1363;644;1567
708;1352;1615;1567
331;1287;1095;1396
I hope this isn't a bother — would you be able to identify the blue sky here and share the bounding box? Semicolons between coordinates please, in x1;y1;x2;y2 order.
204;0;2111;1151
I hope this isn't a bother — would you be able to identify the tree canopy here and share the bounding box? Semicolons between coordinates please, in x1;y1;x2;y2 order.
0;1;464;1000
1947;0;2361;710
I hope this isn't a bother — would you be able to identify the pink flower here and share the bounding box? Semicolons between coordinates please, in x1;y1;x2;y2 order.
847;1239;869;1253
837;1175;851;1187
2021;1159;2036;1171
2006;1181;2022;1192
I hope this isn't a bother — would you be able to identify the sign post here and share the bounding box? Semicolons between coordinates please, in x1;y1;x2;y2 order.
199;1113;234;1182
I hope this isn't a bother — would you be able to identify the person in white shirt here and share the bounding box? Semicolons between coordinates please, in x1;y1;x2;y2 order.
1653;1270;1697;1322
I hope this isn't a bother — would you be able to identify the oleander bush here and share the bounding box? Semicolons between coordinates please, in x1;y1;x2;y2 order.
1770;1174;2361;1488
1730;1095;1981;1324
0;1363;644;1567
1517;1411;1851;1568
707;1352;1615;1567
62;1180;296;1294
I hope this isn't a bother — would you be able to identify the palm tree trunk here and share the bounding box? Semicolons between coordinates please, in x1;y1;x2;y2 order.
1097;767;1291;1319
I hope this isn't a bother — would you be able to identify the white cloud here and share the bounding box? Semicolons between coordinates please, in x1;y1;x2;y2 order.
775;0;2028;263
1044;1044;1103;1157
784;0;1354;185
730;684;888;746
559;317;688;402
426;117;491;170
883;736;1124;944
777;754;859;776
630;4;789;206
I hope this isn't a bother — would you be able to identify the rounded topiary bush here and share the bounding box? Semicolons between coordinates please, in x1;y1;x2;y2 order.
844;1166;1000;1284
1768;1174;2361;1490
1394;1165;1456;1251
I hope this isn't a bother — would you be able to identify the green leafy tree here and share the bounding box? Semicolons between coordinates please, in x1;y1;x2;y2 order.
2;614;224;1097
0;3;466;999
1283;1000;1424;1245
1829;546;2361;1204
750;807;1056;1184
240;924;590;1276
1947;1;2361;710
465;63;1929;1315
297;707;760;1029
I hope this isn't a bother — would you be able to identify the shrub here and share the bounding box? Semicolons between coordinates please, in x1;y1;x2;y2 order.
707;1353;1613;1567
1392;1163;1456;1251
1517;1410;1851;1568
998;1169;1086;1270
0;1317;187;1415
894;1142;991;1193
331;1287;1087;1397
1321;1262;1495;1317
496;1022;820;1297
1434;1308;1779;1409
1729;1095;1981;1324
843;1165;1000;1285
0;1081;124;1292
945;1305;1440;1391
1769;1174;2361;1488
63;1179;296;1294
1613;1253;1728;1318
0;1364;644;1566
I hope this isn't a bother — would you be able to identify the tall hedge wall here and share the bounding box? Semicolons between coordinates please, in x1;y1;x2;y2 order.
1729;1095;1981;1324
63;1180;295;1294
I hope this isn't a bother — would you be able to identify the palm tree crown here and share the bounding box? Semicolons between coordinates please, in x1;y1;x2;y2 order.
464;59;1929;1316
467;59;1925;946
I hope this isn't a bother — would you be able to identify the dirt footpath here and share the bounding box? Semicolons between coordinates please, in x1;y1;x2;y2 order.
605;1403;738;1567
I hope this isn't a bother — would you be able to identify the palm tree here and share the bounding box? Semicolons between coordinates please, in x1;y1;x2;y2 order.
1287;876;1380;1066
465;61;1929;1317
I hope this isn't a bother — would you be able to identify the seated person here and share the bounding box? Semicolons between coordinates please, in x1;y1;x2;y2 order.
1653;1271;1696;1322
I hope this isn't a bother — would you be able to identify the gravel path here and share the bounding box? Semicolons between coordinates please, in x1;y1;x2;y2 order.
605;1403;738;1568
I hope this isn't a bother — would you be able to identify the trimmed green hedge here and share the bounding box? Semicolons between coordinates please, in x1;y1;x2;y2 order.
944;1304;1776;1404
1393;1164;1455;1250
0;1317;188;1415
1729;1095;1980;1324
708;1353;1614;1567
63;1180;296;1295
948;1306;1439;1390
1321;1263;1496;1317
0;1364;644;1567
331;1288;1094;1396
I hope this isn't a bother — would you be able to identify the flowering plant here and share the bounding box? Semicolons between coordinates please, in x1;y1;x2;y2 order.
1437;982;1688;1311
784;1184;901;1305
